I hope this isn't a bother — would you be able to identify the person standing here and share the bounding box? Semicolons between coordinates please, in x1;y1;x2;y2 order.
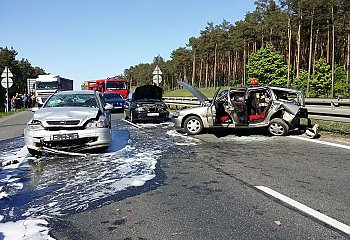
3;93;8;112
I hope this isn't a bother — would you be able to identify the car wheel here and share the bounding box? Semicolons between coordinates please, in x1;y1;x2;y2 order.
268;118;289;136
28;148;42;156
184;116;203;135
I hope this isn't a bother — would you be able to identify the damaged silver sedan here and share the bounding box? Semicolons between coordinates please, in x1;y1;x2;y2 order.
172;82;310;136
24;90;113;155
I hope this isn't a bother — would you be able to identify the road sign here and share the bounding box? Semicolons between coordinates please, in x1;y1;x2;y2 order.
153;65;162;75
1;66;13;78
153;66;162;86
1;77;13;88
152;75;162;84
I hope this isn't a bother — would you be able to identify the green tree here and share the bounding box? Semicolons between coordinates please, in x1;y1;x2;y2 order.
309;58;331;97
246;44;288;85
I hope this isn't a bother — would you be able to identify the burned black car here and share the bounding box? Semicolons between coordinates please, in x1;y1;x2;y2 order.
124;85;169;123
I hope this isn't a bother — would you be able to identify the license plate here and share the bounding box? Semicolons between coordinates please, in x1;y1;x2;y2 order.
51;133;79;141
147;112;159;116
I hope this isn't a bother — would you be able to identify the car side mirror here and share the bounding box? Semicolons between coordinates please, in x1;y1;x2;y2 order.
31;107;39;112
105;103;113;111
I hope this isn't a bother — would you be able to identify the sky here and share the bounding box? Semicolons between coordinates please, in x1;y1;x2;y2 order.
0;0;256;90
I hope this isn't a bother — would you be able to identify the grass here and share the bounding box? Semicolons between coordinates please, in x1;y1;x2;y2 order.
0;109;26;119
164;87;218;97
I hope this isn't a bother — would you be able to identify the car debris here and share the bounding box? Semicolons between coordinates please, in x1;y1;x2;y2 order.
172;81;313;136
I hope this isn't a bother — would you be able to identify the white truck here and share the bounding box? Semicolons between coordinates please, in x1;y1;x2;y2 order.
28;74;74;106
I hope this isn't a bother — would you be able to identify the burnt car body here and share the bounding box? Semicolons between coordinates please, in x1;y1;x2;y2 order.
124;85;169;123
24;90;113;155
172;81;310;136
102;92;125;112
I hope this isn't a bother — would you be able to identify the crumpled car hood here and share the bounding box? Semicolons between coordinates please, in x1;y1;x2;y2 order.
33;107;99;125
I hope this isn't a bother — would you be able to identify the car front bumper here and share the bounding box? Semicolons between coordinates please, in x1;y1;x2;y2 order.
171;114;184;128
24;127;112;152
132;109;169;121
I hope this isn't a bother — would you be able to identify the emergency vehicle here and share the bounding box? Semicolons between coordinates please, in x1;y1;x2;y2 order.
87;77;129;99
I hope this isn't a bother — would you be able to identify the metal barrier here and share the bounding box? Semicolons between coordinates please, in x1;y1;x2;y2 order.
163;97;350;123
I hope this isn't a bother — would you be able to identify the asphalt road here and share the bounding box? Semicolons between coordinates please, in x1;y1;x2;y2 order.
51;115;349;240
0;112;349;239
0;110;33;141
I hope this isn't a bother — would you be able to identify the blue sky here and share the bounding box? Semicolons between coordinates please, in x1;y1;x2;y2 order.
0;0;256;90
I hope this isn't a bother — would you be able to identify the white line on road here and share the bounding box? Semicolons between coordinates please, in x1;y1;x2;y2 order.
289;136;350;150
122;119;143;129
256;186;350;236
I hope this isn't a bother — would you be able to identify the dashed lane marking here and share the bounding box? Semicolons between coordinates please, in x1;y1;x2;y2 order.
289;136;350;150
256;186;350;236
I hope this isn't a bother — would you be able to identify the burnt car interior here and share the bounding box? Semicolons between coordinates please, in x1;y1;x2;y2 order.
214;88;272;126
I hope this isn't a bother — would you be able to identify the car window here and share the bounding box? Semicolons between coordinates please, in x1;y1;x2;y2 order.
44;94;97;108
273;90;299;103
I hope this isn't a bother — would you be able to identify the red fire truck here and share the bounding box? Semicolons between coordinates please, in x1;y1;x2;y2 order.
87;77;129;98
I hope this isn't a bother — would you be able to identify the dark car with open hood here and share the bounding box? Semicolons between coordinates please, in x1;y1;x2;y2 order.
124;84;169;123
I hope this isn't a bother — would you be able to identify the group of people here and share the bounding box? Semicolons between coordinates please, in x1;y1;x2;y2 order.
3;92;37;112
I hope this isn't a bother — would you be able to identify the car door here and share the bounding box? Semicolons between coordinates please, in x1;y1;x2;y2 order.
208;88;224;126
227;87;249;125
124;92;133;118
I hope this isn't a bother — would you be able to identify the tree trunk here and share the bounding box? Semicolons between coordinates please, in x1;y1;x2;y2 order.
191;53;196;86
347;31;350;90
313;27;319;75
228;52;232;85
287;10;292;87
214;42;218;88
307;8;315;96
205;61;209;88
331;5;335;98
243;40;247;86
199;58;203;88
296;0;302;79
327;20;330;64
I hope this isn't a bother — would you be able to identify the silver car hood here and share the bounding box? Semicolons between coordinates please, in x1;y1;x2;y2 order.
178;81;209;105
34;107;99;123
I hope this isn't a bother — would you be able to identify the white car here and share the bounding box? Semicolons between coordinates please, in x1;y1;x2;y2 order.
172;82;310;136
24;90;113;155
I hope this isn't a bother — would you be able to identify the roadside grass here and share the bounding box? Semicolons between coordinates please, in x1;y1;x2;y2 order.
0;109;25;119
165;87;350;138
164;87;217;97
309;119;350;138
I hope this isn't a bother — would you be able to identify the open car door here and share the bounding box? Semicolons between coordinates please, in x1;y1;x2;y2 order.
227;87;249;126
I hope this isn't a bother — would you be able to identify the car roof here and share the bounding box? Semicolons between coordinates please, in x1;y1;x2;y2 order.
54;90;95;96
103;92;121;95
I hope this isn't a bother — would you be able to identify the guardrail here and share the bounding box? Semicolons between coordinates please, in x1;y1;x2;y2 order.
163;97;350;123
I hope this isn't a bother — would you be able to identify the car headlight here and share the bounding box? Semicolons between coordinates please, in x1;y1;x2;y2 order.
27;120;44;131
136;107;146;111
172;111;180;117
86;119;109;128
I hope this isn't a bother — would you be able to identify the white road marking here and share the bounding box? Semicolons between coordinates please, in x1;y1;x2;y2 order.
122;119;142;129
256;186;350;236
289;136;350;150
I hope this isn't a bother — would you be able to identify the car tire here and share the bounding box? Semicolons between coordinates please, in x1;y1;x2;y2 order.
268;118;289;136
28;148;42;156
184;116;203;135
